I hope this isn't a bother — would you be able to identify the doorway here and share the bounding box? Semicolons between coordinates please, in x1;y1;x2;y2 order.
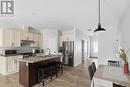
82;40;89;62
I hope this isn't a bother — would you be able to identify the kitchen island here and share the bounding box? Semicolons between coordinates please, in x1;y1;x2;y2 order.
19;54;63;87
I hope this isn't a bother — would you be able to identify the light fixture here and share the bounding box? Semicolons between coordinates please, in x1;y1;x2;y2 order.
94;0;106;32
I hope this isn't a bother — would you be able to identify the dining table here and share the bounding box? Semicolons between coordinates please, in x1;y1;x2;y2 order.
91;65;130;87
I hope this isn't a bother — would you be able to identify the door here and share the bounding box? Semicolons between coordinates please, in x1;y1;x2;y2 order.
82;40;89;62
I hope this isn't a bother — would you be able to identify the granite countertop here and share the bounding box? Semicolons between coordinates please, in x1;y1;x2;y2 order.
19;53;63;63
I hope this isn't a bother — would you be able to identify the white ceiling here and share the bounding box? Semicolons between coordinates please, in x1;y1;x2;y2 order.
0;0;130;33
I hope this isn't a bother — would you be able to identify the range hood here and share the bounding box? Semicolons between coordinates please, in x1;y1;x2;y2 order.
21;40;35;43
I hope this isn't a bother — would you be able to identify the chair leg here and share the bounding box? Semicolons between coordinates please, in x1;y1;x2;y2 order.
42;78;45;86
61;65;63;74
56;69;58;78
51;69;53;81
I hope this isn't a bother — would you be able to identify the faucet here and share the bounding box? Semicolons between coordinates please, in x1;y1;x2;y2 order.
44;48;51;55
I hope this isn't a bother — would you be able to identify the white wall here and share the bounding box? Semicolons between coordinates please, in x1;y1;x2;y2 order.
120;4;130;69
41;29;58;53
98;25;120;65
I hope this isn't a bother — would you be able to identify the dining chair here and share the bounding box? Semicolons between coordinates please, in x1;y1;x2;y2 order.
92;62;96;73
113;83;125;87
108;60;119;67
88;65;94;80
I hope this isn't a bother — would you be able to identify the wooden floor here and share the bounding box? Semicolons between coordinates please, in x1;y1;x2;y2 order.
0;61;91;87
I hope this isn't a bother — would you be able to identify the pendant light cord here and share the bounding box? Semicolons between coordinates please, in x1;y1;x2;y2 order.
98;0;101;25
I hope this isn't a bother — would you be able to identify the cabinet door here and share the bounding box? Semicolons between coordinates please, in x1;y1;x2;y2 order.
28;32;33;40
7;57;19;74
3;29;12;47
0;29;3;47
14;30;20;47
13;59;18;72
20;31;28;40
7;58;14;73
32;33;39;47
38;34;43;48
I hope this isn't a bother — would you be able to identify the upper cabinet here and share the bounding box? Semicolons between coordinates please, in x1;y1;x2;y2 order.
38;34;43;48
59;30;74;47
0;29;20;47
30;33;43;48
13;30;20;47
20;31;28;40
28;33;33;40
0;28;43;48
2;29;11;47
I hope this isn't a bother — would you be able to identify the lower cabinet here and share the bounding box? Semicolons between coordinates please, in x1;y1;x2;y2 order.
0;56;21;75
7;57;19;74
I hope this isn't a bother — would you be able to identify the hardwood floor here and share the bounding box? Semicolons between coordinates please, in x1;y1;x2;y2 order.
0;61;91;87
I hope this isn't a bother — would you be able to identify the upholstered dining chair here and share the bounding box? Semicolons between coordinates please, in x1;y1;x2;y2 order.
108;60;119;67
88;65;94;80
92;62;96;73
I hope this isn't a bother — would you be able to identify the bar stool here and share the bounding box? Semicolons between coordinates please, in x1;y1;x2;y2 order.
50;61;63;78
38;63;52;86
55;61;63;76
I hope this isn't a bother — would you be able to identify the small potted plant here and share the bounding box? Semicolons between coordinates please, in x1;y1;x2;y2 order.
117;47;129;75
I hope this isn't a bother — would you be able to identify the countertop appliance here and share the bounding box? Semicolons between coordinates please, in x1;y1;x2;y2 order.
62;41;74;66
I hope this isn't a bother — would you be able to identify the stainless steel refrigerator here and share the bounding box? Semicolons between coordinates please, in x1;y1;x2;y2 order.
62;41;74;66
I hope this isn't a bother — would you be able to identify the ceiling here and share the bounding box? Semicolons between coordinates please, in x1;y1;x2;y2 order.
0;0;130;34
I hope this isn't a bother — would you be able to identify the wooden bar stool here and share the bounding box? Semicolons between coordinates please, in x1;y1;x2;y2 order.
50;61;63;78
38;63;52;86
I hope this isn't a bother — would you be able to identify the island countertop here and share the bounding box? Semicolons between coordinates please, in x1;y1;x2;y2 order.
19;53;63;63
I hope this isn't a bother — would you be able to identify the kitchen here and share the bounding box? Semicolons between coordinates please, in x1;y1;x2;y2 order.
1;0;130;87
0;26;89;87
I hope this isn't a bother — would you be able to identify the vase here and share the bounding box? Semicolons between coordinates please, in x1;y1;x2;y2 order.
124;63;129;75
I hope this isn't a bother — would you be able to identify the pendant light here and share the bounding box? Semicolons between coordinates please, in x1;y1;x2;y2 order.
94;0;106;32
